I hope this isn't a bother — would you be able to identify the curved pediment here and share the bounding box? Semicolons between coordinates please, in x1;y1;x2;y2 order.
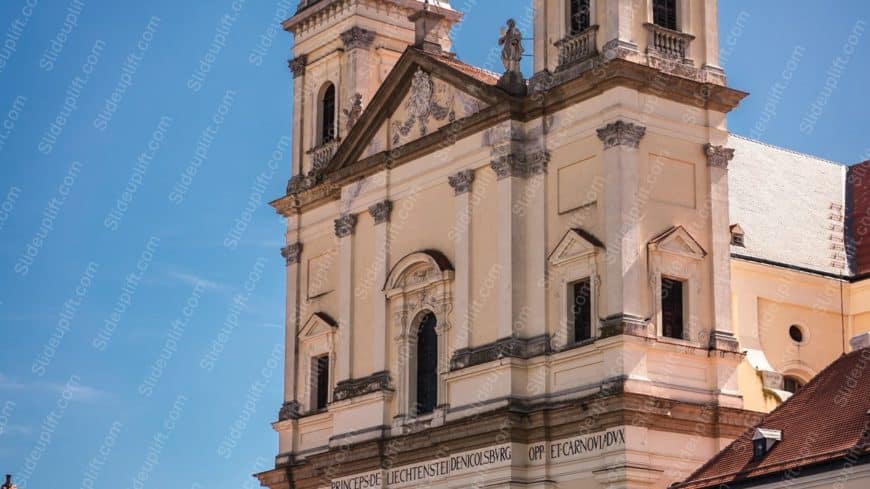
384;250;454;294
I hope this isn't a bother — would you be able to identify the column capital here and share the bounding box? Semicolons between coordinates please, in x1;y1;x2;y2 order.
340;26;375;50
334;214;358;238
368;200;393;225
704;144;735;169
490;151;550;180
596;120;646;149
281;242;303;265
288;54;307;78
448;169;475;195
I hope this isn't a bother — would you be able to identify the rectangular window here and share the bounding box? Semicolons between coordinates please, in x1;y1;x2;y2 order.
311;355;330;411
653;0;678;31
661;277;684;339
569;278;593;343
570;0;592;34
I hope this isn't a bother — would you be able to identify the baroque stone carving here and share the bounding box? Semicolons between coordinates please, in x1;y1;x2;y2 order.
281;242;303;265
278;400;301;421
497;19;527;95
596;120;646;149
334;214;358;238
490;151;550;179
343;93;363;132
704;144;735;170
333;371;392;402
448;169;475;195
392;68;456;144
340;26;375;50
368;200;393;225
450;334;551;370
288;55;307;78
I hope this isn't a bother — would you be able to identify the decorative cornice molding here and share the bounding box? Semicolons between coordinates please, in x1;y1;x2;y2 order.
340;26;375;50
447;169;475;195
368;200;393;225
334;214;358;238
450;335;551;370
333;371;392;402
596;120;646;149
704;144;735;169
281;242;303;265
288;54;308;78
490;151;550;180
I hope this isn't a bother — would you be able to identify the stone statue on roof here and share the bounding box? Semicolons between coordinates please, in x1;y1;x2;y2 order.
499;19;524;73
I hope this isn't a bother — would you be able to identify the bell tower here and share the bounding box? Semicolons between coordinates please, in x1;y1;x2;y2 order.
533;0;725;84
283;0;461;179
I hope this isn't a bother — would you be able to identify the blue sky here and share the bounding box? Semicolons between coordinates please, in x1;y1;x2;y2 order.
0;1;866;488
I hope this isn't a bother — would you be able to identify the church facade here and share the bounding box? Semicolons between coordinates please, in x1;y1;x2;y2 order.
257;1;870;488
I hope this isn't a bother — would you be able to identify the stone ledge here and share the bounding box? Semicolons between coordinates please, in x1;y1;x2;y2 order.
333;371;393;402
450;334;551;370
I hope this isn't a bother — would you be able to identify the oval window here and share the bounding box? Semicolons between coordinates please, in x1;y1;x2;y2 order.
788;325;804;343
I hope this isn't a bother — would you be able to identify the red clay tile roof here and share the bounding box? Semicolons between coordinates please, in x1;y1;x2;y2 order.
422;50;500;85
674;347;870;489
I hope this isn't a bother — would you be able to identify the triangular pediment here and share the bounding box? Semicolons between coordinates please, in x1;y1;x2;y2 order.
299;312;338;339
326;48;507;173
648;226;706;260
548;228;605;266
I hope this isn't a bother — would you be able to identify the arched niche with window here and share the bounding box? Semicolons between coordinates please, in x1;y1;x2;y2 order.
317;82;337;145
384;251;453;426
568;0;593;35
548;228;605;350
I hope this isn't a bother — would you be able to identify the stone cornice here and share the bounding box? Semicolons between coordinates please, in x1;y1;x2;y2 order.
334;214;358;238
340;26;375;50
333;371;392;402
278;400;301;421
447;169;475;195
281;242;303;265
288;54;307;78
367;200;393;225
704;144;735;169
596;120;646;149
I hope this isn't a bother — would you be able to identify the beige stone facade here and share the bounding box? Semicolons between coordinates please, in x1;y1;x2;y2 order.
257;1;870;488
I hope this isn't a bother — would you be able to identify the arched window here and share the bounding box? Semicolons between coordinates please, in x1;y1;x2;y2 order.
653;0;678;31
569;0;592;34
320;83;336;144
415;312;438;415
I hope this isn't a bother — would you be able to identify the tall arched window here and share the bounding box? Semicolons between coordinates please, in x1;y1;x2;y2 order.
320;83;336;144
569;0;591;34
653;0;678;31
415;312;438;415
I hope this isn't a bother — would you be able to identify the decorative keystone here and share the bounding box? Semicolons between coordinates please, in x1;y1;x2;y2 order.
281;243;303;265
368;200;393;225
704;144;735;170
334;214;358;238
448;169;475;195
596;120;646;149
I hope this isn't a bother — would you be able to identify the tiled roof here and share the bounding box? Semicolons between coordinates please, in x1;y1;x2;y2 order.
674;346;870;489
728;134;850;276
423;50;500;85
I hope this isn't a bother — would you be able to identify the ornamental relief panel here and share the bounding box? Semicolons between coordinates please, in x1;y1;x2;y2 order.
389;68;487;148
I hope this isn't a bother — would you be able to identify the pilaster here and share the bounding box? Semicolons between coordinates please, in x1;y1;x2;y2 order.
335;214;358;381
340;26;375;132
704;144;739;352
448;170;474;351
597;120;648;336
368;200;392;372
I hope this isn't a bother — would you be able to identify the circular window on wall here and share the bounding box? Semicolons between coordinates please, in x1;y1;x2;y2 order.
789;325;804;343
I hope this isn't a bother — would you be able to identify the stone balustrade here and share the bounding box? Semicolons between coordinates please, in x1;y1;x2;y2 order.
644;23;694;61
307;138;341;172
555;25;599;69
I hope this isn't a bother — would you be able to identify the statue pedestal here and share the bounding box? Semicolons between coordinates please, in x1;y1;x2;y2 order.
497;70;527;96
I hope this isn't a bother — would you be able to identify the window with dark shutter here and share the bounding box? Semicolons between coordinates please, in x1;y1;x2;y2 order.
570;278;593;343
415;312;438;415
653;0;678;31
661;277;684;339
313;354;330;410
321;83;336;144
569;0;592;34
